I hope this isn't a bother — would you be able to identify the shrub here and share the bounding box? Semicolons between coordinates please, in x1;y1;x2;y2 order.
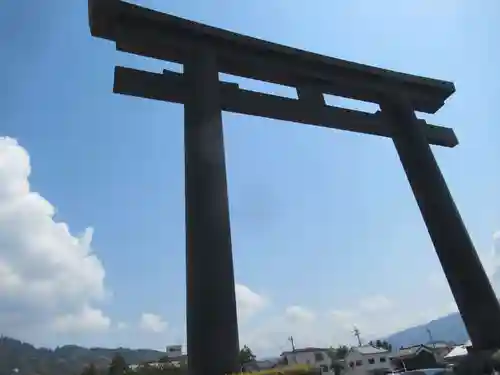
229;364;317;375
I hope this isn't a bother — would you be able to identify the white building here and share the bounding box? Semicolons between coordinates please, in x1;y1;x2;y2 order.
166;345;183;358
427;341;454;363
280;347;333;373
444;340;471;364
165;345;187;367
129;345;187;371
344;345;393;375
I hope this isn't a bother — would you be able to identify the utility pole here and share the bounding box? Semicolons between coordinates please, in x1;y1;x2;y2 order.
353;327;362;347
426;328;436;349
288;336;296;352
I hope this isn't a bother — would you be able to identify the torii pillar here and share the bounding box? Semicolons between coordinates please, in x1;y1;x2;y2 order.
184;48;239;375
381;97;500;351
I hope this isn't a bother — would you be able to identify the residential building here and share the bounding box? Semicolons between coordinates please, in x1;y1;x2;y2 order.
280;347;333;373
164;345;188;366
426;341;454;363
392;345;438;371
344;345;393;375
242;358;283;372
444;340;472;366
129;344;187;371
166;345;182;358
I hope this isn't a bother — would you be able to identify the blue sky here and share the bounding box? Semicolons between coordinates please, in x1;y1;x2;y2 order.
1;0;500;357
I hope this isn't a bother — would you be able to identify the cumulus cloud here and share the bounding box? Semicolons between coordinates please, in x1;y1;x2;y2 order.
240;296;400;356
116;322;128;330
140;313;168;333
240;291;461;356
242;229;500;357
0;137;109;338
52;305;110;333
285;306;315;323
235;283;267;321
358;295;394;312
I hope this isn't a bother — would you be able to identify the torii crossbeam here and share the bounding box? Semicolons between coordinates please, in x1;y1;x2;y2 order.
88;1;500;374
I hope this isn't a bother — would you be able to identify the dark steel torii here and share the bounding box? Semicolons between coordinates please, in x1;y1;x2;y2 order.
87;1;500;374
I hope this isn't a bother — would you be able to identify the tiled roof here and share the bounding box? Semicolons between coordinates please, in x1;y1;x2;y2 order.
444;346;468;359
427;341;454;349
395;344;433;358
243;358;281;371
353;345;390;355
281;347;330;355
397;346;421;357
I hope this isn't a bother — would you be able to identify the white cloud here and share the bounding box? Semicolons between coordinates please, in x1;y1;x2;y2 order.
358;295;393;312
240;296;400;356
169;232;500;357
235;283;267;321
285;305;315;323
140;313;168;333
0;137;109;338
53;305;110;333
116;322;128;330
240;290;462;357
329;309;357;330
2;134;492;354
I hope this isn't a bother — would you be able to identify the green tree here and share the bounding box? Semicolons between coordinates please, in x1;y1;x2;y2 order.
378;340;392;351
238;345;256;366
109;354;128;375
335;345;349;359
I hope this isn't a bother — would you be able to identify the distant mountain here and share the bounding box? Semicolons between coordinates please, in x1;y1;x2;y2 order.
384;311;469;349
0;337;165;375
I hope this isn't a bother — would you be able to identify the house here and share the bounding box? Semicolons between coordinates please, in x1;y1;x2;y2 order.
444;345;468;364
344;345;393;375
426;341;454;363
166;345;183;358
280;347;333;373
164;345;188;367
242;358;282;372
129;362;177;372
392;345;439;371
129;344;188;371
444;340;472;365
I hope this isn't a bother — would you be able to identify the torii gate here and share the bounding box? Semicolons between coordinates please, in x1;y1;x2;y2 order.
88;1;500;374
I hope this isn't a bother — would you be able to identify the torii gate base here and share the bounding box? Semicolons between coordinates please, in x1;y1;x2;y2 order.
88;1;500;374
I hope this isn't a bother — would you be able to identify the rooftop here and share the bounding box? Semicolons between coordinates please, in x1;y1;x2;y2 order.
353;345;390;355
281;347;330;356
395;344;434;358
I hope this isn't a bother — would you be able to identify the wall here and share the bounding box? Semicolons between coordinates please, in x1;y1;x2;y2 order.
165;345;183;358
284;351;332;372
344;350;393;375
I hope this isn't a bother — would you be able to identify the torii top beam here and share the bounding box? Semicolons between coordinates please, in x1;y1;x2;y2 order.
88;0;458;147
